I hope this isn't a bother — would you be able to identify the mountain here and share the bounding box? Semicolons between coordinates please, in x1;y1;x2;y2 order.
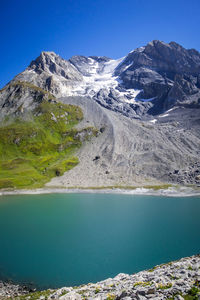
0;41;200;188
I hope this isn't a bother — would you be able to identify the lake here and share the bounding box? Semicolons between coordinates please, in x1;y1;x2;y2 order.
0;192;200;289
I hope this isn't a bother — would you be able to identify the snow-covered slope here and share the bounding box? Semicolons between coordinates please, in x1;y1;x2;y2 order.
67;56;141;102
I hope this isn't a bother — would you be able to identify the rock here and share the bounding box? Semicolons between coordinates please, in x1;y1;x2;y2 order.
136;295;147;300
93;155;100;161
55;170;61;176
137;288;146;295
174;295;184;300
1;255;200;299
196;175;200;181
59;291;82;300
146;288;156;294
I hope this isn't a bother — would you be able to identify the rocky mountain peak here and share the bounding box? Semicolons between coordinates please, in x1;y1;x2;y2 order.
28;51;83;79
29;51;58;72
1;40;200;121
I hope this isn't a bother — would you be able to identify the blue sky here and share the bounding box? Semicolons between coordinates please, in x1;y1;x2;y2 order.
1;0;200;88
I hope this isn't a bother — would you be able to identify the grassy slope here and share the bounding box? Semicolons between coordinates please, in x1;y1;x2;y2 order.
0;100;97;189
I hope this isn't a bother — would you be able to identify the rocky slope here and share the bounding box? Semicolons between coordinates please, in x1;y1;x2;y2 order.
0;41;200;187
1;255;200;299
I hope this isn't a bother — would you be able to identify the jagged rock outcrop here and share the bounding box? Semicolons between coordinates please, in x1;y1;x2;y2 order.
115;40;200;114
14;51;83;97
0;81;56;121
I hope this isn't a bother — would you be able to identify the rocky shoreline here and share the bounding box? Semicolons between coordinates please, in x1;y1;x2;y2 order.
0;281;32;299
1;255;200;299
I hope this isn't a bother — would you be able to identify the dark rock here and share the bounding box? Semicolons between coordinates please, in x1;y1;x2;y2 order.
100;127;105;133
174;170;179;174
55;170;61;176
93;156;100;161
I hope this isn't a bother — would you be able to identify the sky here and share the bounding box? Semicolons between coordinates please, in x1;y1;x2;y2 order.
1;0;200;88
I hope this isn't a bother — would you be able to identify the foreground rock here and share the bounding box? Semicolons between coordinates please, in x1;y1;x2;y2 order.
1;255;200;299
0;281;30;299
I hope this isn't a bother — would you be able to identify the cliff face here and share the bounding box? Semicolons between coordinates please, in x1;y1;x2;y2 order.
115;40;200;115
0;41;200;187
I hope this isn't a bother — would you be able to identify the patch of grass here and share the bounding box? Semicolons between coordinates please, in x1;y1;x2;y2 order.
167;288;200;300
0;100;96;189
95;288;100;294
11;289;52;300
188;286;200;297
157;283;172;290
60;290;69;296
106;294;116;300
144;184;173;190
133;281;151;287
148;266;158;272
64;184;174;191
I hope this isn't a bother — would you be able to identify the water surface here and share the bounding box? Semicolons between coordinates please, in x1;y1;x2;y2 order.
0;193;199;289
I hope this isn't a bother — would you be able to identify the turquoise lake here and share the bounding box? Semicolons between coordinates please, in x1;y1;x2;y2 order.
0;193;200;289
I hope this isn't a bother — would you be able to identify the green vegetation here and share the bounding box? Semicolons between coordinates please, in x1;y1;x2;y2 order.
60;290;69;296
106;294;116;300
95;288;100;294
133;281;151;287
148;261;173;272
0;100;97;189
167;285;200;300
11;289;52;300
144;184;173;190
157;282;172;290
63;184;174;190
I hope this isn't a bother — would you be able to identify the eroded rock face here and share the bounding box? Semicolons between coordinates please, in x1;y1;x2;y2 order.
0;81;56;121
115;40;200;114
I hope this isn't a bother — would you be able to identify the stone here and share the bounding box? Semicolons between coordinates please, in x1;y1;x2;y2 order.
59;291;82;300
174;295;184;300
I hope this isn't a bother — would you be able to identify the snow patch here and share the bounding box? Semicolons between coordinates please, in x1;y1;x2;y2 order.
165;107;178;113
159;113;169;118
56;56;141;103
137;97;156;102
149;119;157;124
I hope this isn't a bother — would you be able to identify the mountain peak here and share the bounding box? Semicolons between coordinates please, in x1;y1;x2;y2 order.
29;51;59;72
40;51;57;56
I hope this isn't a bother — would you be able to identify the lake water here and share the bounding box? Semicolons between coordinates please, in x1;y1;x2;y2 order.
0;192;200;289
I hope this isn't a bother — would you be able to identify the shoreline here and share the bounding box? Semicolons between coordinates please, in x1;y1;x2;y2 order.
0;254;200;299
0;185;200;197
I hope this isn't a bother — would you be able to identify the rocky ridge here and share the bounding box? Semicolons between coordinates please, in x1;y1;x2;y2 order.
1;255;200;299
1;40;200;121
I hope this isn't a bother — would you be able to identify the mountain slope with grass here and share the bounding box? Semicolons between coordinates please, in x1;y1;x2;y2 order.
0;84;98;189
0;41;200;189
